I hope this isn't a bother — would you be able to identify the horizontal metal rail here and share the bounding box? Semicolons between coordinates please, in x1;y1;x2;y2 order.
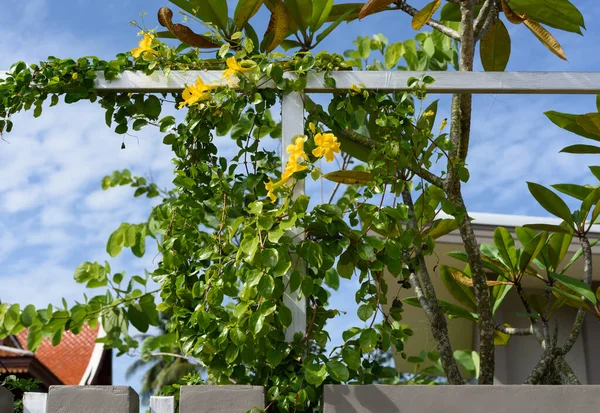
90;71;600;94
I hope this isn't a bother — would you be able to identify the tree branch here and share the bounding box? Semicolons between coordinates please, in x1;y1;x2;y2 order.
560;235;593;355
443;1;496;385
474;0;499;41
402;188;464;384
495;323;533;336
396;2;461;40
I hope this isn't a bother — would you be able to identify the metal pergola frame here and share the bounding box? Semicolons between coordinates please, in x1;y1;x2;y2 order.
91;70;600;341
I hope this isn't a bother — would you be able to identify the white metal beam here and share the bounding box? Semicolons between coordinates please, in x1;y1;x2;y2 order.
93;71;600;94
281;91;307;342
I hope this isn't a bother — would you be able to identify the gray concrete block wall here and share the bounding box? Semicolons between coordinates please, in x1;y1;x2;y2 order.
0;387;13;413
324;385;600;413
180;385;264;413
46;386;138;413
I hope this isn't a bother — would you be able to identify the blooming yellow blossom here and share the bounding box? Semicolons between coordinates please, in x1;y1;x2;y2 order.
440;118;448;131
282;156;308;182
312;133;341;162
423;110;435;117
222;57;254;80
309;122;316;134
131;34;158;59
179;76;217;109
264;178;281;202
72;73;78;80
286;136;308;162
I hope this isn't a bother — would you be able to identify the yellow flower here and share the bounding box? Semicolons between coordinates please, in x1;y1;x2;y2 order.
179;76;217;109
312;133;341;162
440;118;448;131
72;73;78;80
350;84;362;94
222;57;254;80
423;110;435;117
265;178;280;202
131;33;158;59
286;136;308;162
309;122;316;134
282;156;308;182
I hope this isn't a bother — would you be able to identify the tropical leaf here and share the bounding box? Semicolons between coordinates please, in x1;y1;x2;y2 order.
552;273;597;304
440;3;482;22
545;112;600;142
412;0;441;31
441;266;477;310
523;223;572;234
527;182;573;227
262;1;290;52
508;0;584;34
493;227;517;271
158;7;221;48
523;19;566;60
359;0;395;19
500;0;524;24
325;3;363;22
234;0;264;29
323;170;373;185
426;218;459;239
283;0;312;31
561;144;600;154
551;184;593;201
518;231;548;273
310;0;334;31
480;20;511;72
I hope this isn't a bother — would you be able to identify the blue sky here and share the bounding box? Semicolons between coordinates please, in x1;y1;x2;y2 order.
1;0;600;397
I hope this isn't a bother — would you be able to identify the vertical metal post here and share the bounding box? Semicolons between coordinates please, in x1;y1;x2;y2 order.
281;91;307;342
23;393;46;413
150;396;175;413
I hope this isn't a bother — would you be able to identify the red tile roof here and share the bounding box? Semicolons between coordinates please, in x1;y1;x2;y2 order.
14;324;100;385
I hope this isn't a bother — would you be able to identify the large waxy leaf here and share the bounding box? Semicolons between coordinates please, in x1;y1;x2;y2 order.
547;232;573;271
561;144;600;154
491;279;512;315
426;218;459;240
234;0;264;29
283;0;312;31
551;184;593;201
527;182;573;227
326;3;365;22
158;7;221;48
552;273;597;304
359;0;395;19
384;42;405;69
480;20;511;72
509;0;584;34
523;19;566;60
324;170;373;185
500;0;524;24
562;239;600;272
310;0;334;32
494;227;517;270
440;3;483;22
262;1;290;52
412;0;441;31
518;231;548;273
545;112;600;142
441;266;477;311
404;297;479;321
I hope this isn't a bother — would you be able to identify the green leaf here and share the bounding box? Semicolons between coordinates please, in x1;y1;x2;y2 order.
234;0;264;29
230;328;247;346
21;305;37;328
527;182;573;227
545;111;600;142
258;274;275;298
551;184;593;201
278;305;292;328
590;166;600;181
561;144;600;154
357;304;374;322
480;19;511;72
404;297;479;321
144;95;161;119
324;268;340;291
384;42;405;69
4;304;20;333
509;0;584;34
411;0;441;31
523;224;572;234
27;324;44;352
359;328;378;352
303;363;327;386
337;249;355;279
284;0;312;31
427;218;459;239
342;346;361;370
440;3;482;21
493;227;517;270
310;0;334;32
562;239;600;272
552;273;597;304
106;227;126;257
128;303;149;333
491;281;512;315
519;231;548;272
326;360;349;382
441;266;477;311
547;232;573;271
454;350;478;376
